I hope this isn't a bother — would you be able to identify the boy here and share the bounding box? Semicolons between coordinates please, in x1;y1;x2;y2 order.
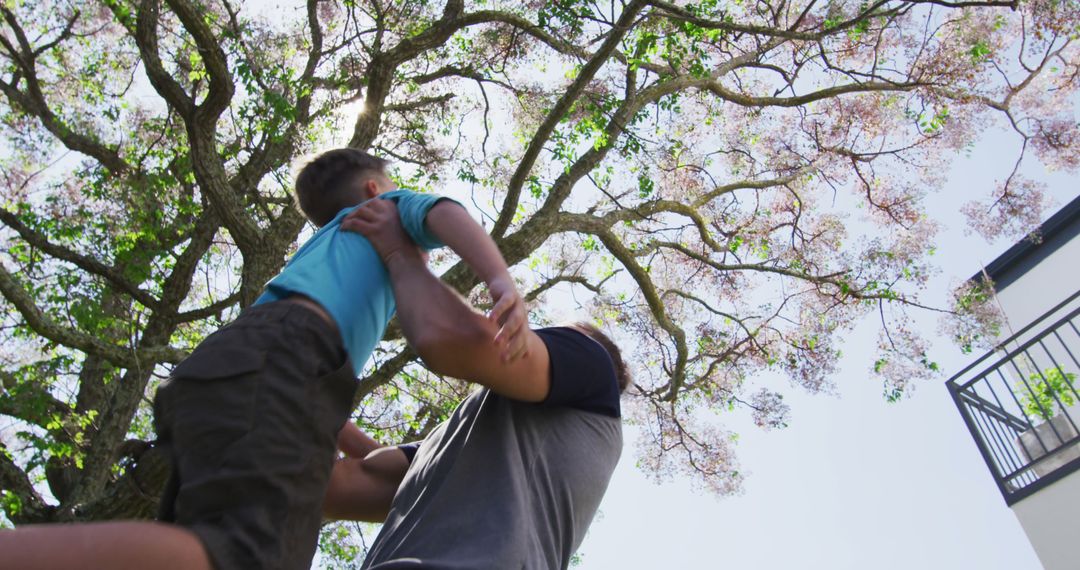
0;148;526;570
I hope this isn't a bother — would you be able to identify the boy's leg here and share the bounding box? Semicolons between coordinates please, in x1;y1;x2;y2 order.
0;303;355;570
0;521;212;570
156;302;357;570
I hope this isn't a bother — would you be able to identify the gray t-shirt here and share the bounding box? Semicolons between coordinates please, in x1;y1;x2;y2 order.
363;328;623;569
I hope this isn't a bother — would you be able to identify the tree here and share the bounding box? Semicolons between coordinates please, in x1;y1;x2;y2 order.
0;0;1076;545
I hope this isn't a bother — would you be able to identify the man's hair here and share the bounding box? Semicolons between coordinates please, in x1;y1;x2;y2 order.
573;322;631;393
294;148;388;227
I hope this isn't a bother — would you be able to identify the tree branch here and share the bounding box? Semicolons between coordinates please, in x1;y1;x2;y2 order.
384;93;456;112
524;274;607;302
0;368;70;429
349;0;467;149
0;208;160;310
354;345;418;405
176;292;241;323
705;79;922;108
0;8;132;175
0;442;53;523
132;0;195;117
491;0;647;239
163;0;234;120
558;214;690;399
0;263;185;368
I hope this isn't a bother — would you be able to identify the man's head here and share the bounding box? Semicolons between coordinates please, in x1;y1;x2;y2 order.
294;148;396;227
570;322;631;393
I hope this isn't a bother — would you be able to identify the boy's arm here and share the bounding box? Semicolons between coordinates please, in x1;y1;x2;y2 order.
323;423;410;522
344;199;550;402
423;201;526;356
336;420;381;458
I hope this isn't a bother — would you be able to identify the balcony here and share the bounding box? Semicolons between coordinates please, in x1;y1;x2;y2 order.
946;290;1080;506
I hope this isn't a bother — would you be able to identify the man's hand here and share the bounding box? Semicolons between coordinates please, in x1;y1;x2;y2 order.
341;198;419;262
488;276;528;362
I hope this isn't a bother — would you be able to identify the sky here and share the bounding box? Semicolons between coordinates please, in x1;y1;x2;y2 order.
566;124;1078;570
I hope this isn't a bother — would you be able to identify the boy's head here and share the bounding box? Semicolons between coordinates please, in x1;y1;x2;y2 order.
569;322;632;393
294;148;396;227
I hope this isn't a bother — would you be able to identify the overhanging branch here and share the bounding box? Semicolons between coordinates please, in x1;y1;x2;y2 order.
0;263;185;368
492;0;648;238
0;442;52;523
0;208;160;310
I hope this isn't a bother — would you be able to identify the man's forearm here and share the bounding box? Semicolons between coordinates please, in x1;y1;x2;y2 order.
383;250;489;377
345;197;547;399
323;447;410;523
381;250;550;401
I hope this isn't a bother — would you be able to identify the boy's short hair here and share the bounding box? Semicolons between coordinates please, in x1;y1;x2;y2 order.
295;148;388;227
573;322;632;393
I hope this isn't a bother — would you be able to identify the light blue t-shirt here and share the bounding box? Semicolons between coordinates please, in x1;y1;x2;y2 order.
254;189;449;375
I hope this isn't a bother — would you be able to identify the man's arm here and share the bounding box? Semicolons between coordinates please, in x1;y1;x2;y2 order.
423;201;526;354
345;199;550;402
345;198;528;360
383;247;551;401
323;423;410;522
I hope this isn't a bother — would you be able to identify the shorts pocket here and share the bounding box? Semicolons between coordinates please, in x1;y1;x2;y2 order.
165;347;267;452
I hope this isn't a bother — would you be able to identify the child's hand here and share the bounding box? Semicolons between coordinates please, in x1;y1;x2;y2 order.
488;276;528;362
336;421;378;459
342;199;420;262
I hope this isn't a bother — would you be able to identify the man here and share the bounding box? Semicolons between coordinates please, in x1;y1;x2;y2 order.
323;198;629;569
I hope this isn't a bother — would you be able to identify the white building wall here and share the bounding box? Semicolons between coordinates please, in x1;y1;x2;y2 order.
991;233;1080;337
986;231;1080;419
1011;469;1080;570
991;219;1080;570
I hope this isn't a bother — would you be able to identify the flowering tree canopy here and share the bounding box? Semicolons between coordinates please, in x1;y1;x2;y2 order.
0;0;1076;543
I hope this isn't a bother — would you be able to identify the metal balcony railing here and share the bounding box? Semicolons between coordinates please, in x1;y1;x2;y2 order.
946;289;1080;506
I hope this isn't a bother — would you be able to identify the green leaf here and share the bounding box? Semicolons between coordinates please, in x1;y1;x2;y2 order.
969;40;992;64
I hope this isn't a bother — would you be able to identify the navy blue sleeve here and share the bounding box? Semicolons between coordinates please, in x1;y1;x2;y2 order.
397;442;421;463
535;327;621;418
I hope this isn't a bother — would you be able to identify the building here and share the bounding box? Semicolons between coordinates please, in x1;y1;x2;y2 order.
946;195;1080;570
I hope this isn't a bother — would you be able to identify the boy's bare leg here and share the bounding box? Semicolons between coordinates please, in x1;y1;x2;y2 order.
0;521;212;570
